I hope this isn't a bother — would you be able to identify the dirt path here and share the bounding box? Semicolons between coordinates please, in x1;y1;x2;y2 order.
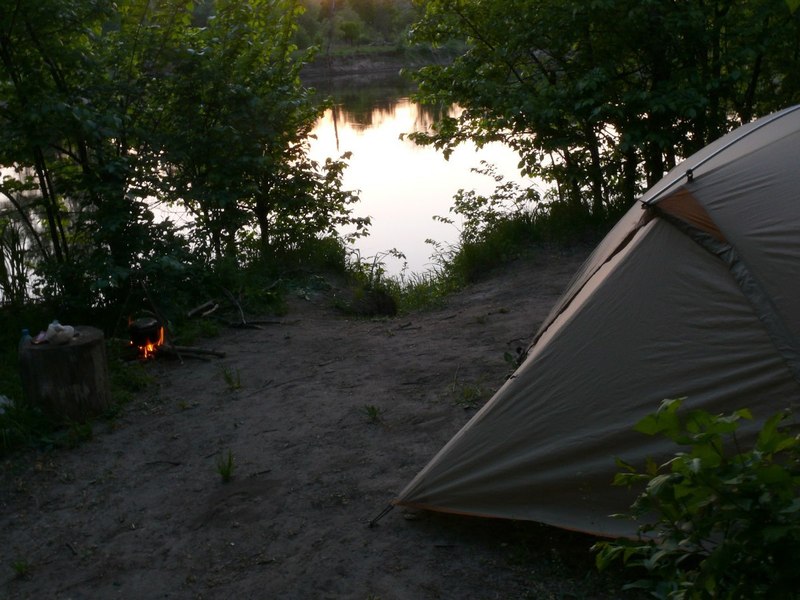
2;248;630;600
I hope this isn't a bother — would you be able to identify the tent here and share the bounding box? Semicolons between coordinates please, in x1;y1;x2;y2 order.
393;105;800;537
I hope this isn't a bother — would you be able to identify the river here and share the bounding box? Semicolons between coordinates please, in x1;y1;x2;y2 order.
307;74;530;276
1;74;530;289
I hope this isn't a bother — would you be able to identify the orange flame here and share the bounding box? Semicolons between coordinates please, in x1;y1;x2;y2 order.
132;326;164;359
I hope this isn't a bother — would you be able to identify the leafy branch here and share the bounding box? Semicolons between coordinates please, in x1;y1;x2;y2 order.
594;398;800;599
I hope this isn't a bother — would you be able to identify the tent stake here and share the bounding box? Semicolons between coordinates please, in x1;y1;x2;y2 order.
368;504;394;528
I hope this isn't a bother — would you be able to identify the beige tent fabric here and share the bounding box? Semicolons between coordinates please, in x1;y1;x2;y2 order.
396;219;800;536
395;105;800;536
686;128;800;346
530;204;650;348
640;105;800;207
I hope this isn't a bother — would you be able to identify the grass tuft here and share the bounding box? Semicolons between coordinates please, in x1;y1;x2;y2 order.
222;367;242;391
361;404;384;425
216;449;235;483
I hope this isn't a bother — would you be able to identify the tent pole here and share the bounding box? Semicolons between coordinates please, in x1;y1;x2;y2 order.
645;104;800;205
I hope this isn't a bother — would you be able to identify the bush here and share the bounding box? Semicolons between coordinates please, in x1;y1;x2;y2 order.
593;398;800;599
428;163;615;286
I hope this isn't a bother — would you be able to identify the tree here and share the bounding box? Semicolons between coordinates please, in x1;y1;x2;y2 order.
0;0;364;310
151;0;367;268
408;0;800;221
0;214;29;305
310;0;418;48
347;0;400;42
340;19;364;45
0;0;193;308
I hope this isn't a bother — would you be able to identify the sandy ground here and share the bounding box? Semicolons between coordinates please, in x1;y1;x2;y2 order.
1;247;635;600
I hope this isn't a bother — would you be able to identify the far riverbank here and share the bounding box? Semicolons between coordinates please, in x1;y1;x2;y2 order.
299;46;458;83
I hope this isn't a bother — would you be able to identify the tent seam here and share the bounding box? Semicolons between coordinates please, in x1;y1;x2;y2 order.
526;207;653;355
656;209;800;387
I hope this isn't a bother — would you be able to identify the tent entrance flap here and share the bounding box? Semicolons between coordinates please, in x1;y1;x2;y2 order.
656;188;725;241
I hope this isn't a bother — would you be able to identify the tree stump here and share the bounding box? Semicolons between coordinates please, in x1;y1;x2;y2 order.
19;326;111;421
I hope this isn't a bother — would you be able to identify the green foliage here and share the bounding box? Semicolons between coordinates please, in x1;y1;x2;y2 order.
445;365;489;409
594;398;800;599
177;317;221;347
0;397;96;457
0;216;30;306
300;0;419;49
427;169;537;284
0;0;185;306
108;359;154;406
222;367;242;391
337;249;400;316
216;449;236;483
361;404;384;424
449;380;486;410
390;268;457;313
428;164;608;286
0;397;51;456
0;0;366;318
11;558;31;580
339;20;365;45
347;248;404;292
503;347;524;378
340;246;459;315
142;1;368;276
409;0;800;220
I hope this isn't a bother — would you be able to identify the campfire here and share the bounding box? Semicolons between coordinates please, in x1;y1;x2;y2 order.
125;315;226;362
128;316;165;359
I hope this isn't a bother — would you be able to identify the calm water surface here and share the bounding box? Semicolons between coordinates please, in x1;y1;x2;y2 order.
2;78;529;280
308;77;529;275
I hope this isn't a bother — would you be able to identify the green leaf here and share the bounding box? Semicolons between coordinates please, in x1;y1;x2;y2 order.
603;400;800;598
646;473;677;496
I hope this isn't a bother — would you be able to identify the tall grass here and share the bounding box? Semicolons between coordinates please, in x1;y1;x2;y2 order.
352;168;618;312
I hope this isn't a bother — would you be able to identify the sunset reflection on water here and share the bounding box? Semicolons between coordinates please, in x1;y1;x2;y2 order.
308;97;529;275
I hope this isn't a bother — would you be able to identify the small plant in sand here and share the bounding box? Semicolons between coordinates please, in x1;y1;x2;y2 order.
452;382;487;409
361;404;384;424
448;367;488;409
503;346;525;378
216;449;235;483
222;367;241;390
12;558;31;579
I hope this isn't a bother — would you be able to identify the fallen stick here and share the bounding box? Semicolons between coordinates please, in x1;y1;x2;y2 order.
166;344;226;358
190;301;213;316
157;347;211;362
187;300;218;318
